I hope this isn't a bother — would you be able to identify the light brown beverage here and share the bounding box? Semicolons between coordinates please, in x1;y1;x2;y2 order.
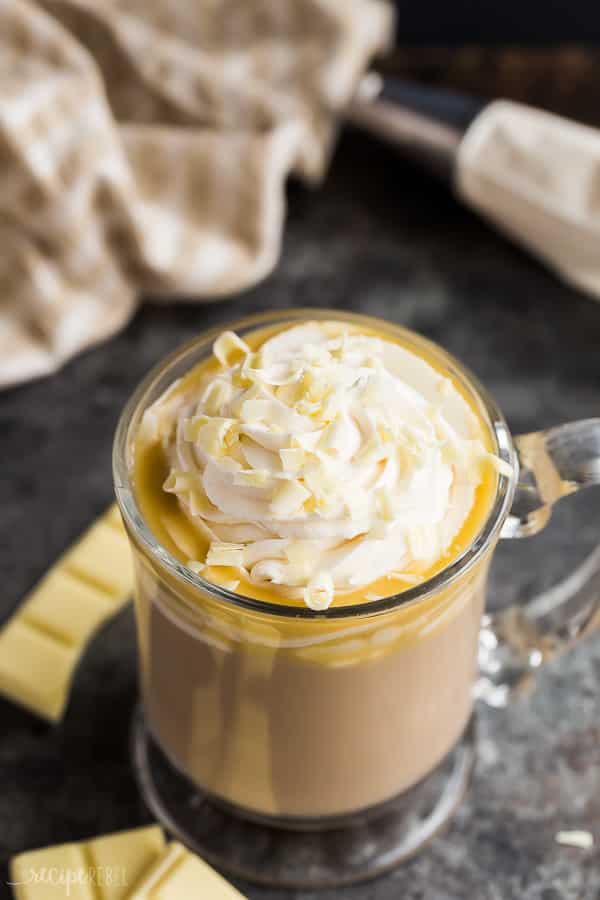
134;557;487;817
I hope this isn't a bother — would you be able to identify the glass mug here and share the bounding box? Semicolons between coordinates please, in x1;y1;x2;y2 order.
113;309;600;889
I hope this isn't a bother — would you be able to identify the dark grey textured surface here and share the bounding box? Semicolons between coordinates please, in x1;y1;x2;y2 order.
1;129;600;899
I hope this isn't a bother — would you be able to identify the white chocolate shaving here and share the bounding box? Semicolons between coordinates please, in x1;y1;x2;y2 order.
555;831;594;850
488;453;514;479
304;572;334;611
270;479;311;518
365;592;384;602
206;542;245;568
213;331;250;367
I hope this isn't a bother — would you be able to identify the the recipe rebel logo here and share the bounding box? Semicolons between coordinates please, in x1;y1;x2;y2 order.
8;864;129;896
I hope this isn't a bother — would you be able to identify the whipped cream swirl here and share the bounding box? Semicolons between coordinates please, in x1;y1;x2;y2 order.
143;322;508;609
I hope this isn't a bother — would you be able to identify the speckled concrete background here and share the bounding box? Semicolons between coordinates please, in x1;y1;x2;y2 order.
1;129;599;899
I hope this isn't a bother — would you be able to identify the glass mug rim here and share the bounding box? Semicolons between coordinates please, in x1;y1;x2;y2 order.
113;308;517;621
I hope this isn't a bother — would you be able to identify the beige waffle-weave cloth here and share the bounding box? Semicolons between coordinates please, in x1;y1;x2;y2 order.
0;0;392;388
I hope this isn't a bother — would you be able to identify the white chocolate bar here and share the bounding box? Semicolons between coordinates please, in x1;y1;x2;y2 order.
9;826;165;900
128;842;247;899
0;504;133;721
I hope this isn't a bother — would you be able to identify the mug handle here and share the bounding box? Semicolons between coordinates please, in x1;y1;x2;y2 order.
477;419;600;706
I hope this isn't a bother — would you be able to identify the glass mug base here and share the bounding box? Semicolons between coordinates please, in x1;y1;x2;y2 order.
131;705;476;889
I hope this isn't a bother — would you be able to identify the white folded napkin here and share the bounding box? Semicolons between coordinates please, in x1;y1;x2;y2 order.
0;0;392;389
